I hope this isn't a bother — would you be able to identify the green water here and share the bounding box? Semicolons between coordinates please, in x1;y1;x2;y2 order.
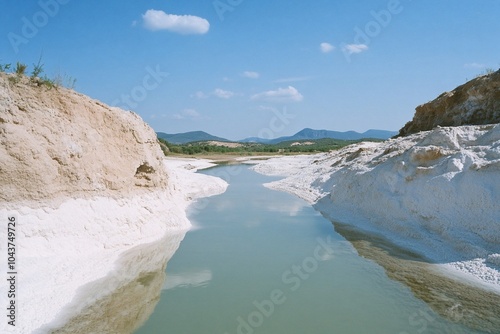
135;165;479;334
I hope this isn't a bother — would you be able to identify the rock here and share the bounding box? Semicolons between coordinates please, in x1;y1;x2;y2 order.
0;73;168;204
399;69;500;136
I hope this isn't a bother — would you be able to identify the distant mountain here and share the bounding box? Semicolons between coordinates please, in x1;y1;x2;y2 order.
157;131;230;144
239;137;270;144
240;128;397;144
158;128;397;145
357;129;399;139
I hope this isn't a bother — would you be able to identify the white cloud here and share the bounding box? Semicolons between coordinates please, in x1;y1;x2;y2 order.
251;86;303;103
193;91;209;99
320;42;335;53
142;10;210;34
342;43;369;54
172;109;204;120
151;113;168;119
274;76;315;83
193;89;235;99
464;62;487;69
266;200;307;217
213;88;234;99
242;71;260;79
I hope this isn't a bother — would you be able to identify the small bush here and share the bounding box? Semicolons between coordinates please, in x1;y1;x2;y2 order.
15;62;27;76
475;68;498;79
0;61;11;72
41;75;57;90
2;58;77;90
31;57;44;80
8;76;20;84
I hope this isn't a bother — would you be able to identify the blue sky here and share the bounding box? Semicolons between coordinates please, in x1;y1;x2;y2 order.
1;0;499;140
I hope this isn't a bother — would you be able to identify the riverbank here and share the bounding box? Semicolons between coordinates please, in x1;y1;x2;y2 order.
253;124;500;293
0;158;227;334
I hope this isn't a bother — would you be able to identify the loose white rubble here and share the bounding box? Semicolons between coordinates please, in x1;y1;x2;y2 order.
253;125;500;292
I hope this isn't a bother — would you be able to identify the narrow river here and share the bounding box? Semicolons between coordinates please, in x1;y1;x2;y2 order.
134;165;482;334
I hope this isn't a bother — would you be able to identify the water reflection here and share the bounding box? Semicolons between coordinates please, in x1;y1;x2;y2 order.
42;230;187;334
328;220;500;333
163;269;212;290
265;199;308;217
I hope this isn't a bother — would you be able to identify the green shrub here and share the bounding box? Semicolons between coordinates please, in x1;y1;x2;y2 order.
0;61;11;72
40;75;57;90
15;62;27;76
31;57;44;80
8;76;19;84
2;57;76;90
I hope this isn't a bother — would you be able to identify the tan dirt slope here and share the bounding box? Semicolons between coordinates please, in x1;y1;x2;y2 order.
399;69;500;136
0;73;167;204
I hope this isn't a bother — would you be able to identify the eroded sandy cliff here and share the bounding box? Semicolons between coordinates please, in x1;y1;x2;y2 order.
0;73;167;204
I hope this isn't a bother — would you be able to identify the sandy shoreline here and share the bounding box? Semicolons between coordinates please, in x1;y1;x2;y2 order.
0;158;227;334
